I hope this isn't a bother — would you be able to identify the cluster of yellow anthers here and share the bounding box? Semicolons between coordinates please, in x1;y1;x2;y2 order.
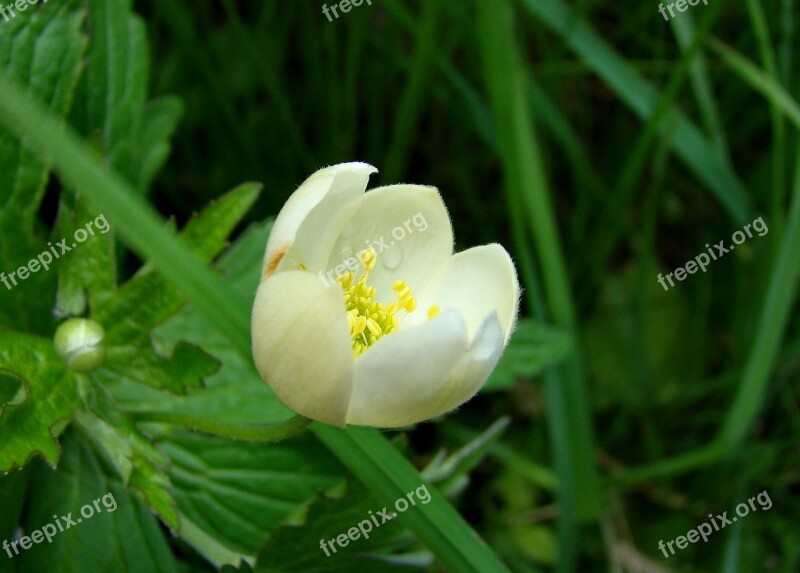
337;247;440;356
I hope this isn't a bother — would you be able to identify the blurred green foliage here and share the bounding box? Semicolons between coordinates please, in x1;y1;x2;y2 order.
0;0;798;572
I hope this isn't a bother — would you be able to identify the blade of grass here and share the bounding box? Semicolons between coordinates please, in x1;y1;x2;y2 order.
707;37;800;131
0;70;511;573
383;0;443;181
778;0;794;85
517;0;753;225
744;0;786;236
315;425;512;572
716;148;800;447
476;2;601;570
589;0;724;288
670;13;730;164
444;424;558;491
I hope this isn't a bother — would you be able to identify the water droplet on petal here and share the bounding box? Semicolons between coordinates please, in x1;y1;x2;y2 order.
381;247;403;270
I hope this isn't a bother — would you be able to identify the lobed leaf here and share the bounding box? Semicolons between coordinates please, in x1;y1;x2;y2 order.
0;330;77;471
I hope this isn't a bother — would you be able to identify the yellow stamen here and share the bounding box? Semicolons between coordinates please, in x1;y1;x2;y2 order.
337;272;353;289
360;248;376;271
427;304;440;319
336;248;434;356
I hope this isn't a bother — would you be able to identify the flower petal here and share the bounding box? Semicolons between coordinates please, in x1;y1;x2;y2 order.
345;310;469;427
251;271;353;426
263;162;377;279
430;311;505;413
326;184;454;300
408;243;519;345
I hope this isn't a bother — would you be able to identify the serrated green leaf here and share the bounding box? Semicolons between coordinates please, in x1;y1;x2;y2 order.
0;4;87;331
72;410;134;483
102;220;286;422
0;5;86;224
19;431;177;573
74;378;179;530
156;431;344;561
95;183;262;337
0;330;77;471
133;97;183;191
54;199;116;316
215;220;274;304
103;341;219;394
70;0;182;194
0;368;28;416
178;183;262;263
91;185;258;394
482;320;573;392
255;479;419;573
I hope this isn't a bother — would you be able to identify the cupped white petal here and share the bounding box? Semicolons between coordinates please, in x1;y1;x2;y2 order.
262;162;377;279
326;185;454;301
251;271;354;426
408;243;519;344
345;310;469;427
429;311;505;413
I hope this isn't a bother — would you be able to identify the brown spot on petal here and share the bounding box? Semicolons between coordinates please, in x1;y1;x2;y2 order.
263;246;287;279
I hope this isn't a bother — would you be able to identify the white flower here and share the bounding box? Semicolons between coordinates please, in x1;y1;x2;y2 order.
251;162;520;427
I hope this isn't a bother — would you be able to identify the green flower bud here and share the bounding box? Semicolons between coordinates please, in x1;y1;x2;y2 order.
54;318;106;373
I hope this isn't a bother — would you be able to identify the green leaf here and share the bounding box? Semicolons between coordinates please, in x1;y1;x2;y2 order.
482;320;573;392
0;330;77;471
178;182;262;263
103;341;219;394
74;378;180;530
0;4;87;331
422;417;510;495
93;184;259;394
70;0;182;193
315;426;512;572
254;479;419;573
103;220;289;424
73;410;134;482
54;199;116;317
157;431;345;563
0;368;28;416
18;431;177;573
132;97;184;192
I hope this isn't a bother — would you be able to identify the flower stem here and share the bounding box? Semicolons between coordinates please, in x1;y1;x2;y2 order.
132;412;311;442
